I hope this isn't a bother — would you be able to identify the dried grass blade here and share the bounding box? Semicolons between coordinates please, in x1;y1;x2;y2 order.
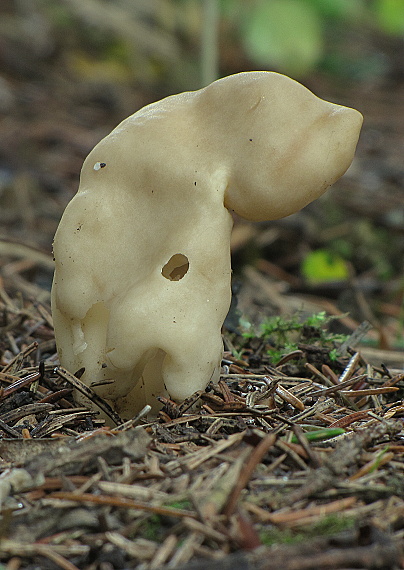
341;387;399;397
56;366;122;425
48;491;197;518
246;496;357;524
349;450;395;481
275;385;305;411
223;433;277;517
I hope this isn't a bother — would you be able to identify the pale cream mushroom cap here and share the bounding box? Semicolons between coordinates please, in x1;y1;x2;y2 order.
51;71;362;421
193;72;363;221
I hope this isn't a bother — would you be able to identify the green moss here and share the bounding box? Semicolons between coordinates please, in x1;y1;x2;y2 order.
310;513;356;535
137;514;163;542
242;311;349;365
259;514;356;546
260;526;303;546
165;499;193;511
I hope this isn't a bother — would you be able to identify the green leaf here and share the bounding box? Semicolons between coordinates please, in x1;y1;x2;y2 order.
372;0;404;35
301;249;349;284
242;0;323;77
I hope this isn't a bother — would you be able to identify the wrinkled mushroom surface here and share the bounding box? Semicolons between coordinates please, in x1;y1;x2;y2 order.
51;71;363;420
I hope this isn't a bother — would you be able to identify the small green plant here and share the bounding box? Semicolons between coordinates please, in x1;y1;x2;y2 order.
243;311;348;364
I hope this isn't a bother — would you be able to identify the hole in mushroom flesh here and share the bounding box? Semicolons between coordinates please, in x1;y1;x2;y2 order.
161;254;189;281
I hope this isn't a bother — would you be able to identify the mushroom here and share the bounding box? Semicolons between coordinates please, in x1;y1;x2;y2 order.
51;71;362;420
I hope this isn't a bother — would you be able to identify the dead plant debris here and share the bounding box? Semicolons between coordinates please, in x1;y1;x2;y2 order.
0;288;403;570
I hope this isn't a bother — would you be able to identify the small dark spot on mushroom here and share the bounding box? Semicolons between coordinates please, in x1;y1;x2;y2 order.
100;162;106;168
194;181;197;186
249;138;253;142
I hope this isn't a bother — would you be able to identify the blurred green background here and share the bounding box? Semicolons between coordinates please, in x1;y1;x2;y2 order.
1;0;403;93
0;0;403;348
